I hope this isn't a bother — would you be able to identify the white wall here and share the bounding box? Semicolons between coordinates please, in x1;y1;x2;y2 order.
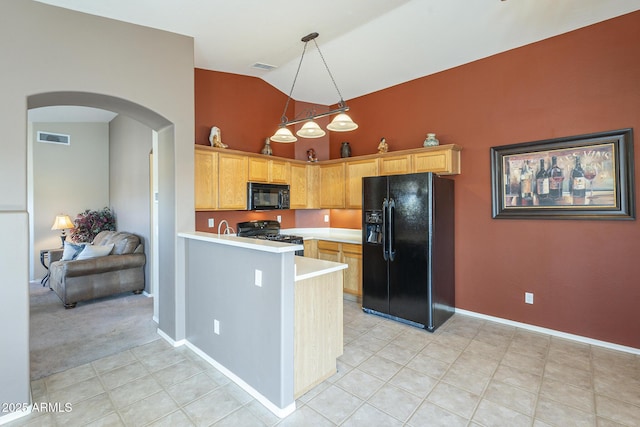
109;115;153;291
0;0;194;414
31;122;110;280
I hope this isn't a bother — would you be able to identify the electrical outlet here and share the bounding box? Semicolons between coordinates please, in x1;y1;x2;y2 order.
324;214;329;223
525;292;534;304
255;269;262;287
276;215;281;223
208;218;214;228
214;319;220;335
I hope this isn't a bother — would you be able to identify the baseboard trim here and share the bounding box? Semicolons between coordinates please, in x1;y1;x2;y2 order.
0;401;32;425
455;308;640;355
184;341;296;419
156;328;186;347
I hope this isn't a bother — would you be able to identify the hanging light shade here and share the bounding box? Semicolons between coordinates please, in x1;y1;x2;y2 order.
270;32;358;142
327;113;358;132
296;121;326;138
270;127;297;143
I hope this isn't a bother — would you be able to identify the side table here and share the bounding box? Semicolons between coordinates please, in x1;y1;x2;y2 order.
40;248;63;287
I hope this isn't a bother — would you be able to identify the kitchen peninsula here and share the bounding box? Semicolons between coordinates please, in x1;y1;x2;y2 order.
178;231;346;417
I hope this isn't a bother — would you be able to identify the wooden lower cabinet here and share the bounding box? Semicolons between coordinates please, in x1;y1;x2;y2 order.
316;240;362;298
294;270;343;397
303;239;318;259
341;243;362;297
317;240;340;263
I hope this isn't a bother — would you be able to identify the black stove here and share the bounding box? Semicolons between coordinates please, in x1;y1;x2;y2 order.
236;220;304;256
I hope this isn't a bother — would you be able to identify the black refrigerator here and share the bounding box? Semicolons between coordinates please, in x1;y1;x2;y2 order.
362;172;455;332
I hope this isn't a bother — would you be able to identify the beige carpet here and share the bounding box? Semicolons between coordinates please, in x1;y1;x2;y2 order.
29;281;159;380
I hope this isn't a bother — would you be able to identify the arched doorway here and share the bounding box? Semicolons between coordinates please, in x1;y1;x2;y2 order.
27;91;178;357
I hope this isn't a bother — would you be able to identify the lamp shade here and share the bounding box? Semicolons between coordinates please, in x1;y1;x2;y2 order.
296;121;326;138
270;127;297;143
51;214;74;230
326;113;358;132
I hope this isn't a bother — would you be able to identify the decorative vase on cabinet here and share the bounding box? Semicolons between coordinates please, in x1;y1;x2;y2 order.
423;133;439;147
341;142;352;158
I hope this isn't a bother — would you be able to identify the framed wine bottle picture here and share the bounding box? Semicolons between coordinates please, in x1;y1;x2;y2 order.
490;128;635;220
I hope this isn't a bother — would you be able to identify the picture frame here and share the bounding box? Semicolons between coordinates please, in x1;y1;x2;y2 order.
490;128;635;220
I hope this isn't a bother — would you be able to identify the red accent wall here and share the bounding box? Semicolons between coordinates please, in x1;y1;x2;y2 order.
332;12;640;348
194;69;295;158
195;12;640;347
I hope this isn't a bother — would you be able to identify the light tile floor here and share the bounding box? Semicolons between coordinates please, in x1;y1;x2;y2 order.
9;300;640;426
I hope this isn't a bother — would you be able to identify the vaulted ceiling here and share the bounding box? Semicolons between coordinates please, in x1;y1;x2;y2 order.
35;0;640;106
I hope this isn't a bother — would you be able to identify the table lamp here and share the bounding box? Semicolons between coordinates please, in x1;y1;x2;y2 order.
51;214;75;247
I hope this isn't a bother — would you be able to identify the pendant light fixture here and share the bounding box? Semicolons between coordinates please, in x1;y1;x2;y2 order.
270;32;358;143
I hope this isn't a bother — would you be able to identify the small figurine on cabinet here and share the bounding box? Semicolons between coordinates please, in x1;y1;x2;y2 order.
307;148;318;162
209;126;228;148
261;138;273;155
377;137;388;154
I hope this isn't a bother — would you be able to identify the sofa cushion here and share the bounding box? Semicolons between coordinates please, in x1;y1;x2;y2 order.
75;243;114;260
62;242;85;261
93;231;141;255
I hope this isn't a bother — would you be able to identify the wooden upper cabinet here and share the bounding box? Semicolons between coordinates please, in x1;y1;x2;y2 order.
194;145;461;211
248;157;290;184
270;159;290;184
345;159;378;209
218;152;248;210
248;157;269;182
320;163;345;208
378;154;412;176
307;165;320;209
413;147;461;175
290;163;308;209
194;147;218;211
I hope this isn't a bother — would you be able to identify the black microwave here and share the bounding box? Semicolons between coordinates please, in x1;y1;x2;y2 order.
247;182;290;210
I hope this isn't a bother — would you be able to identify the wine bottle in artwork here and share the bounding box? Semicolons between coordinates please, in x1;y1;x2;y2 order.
519;160;533;205
535;158;550;204
571;155;586;203
548;156;564;202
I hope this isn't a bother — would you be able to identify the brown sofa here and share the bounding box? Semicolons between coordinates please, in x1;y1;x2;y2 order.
49;231;146;308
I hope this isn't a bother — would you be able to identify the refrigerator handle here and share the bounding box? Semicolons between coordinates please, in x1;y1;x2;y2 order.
388;198;396;261
382;198;389;261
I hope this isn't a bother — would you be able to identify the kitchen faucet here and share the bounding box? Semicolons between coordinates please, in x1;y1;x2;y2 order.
217;220;234;236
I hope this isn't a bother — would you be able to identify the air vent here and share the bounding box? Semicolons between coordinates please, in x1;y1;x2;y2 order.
37;131;70;145
251;62;277;71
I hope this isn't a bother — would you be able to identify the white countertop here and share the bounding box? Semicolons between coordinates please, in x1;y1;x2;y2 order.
294;256;347;281
282;228;362;244
179;231;303;253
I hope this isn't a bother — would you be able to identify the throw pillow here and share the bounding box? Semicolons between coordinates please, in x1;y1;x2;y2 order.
75;243;114;260
62;242;85;261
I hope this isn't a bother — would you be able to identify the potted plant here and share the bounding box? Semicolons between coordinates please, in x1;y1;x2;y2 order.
70;207;116;243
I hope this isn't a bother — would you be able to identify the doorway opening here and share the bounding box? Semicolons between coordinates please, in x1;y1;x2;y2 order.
26;91;174;379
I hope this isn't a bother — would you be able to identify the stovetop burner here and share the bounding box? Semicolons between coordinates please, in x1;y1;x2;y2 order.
236;220;304;256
